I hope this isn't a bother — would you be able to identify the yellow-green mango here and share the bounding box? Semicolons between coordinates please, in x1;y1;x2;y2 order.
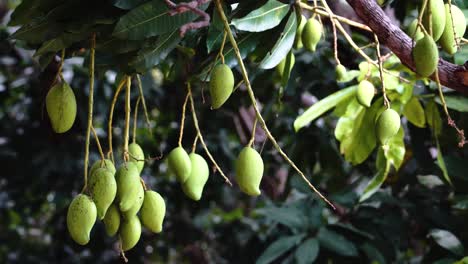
45;82;77;133
182;153;209;201
422;0;446;41
440;4;466;55
67;194;97;245
123;181;144;218
302;18;322;52
294;15;307;49
140;190;166;233
375;108;401;144
413;35;439;77
356;80;375;107
276;52;295;78
128;143;144;173
335;64;347;82
235;147;264;196
120;215;141;251
115;162;140;212
103;203;120;237
89;168;117;219
167;147;192;183
407;19;424;41
209;64;234;109
89;159;116;176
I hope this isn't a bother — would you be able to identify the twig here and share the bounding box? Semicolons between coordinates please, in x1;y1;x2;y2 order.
374;34;390;108
178;92;190;147
191;134;199;153
91;125;105;161
132;96;141;144
108;78;126;163
247;118;257;148
136;75;152;135
123;76;131;162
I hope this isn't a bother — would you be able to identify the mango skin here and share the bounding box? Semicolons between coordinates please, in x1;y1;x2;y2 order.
335;64;347;82
440;4;466;55
89;168;117;219
89;159;116;176
276;52;295;78
128;143;144;173
356;80;375;107
103;203;120;237
408;19;424;41
375;109;401;144
123;180;144;218
302;18;322;52
141;190;166;233
235;147;264;196
422;0;446;41
209;64;234;109
182;153;209;201
413;35;439;77
115;162;141;212
46;82;77;133
120;215;141;251
294;15;307;49
67;194;97;245
167;147;192;183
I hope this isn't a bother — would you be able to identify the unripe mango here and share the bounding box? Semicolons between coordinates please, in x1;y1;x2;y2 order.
89;168;117;219
120;215;141;251
89;159;116;176
422;0;446;41
302;18;322;52
103;203;120;237
294;15;307;49
276;52;295;78
167;147;192;183
67;194;97;245
115;162;140;212
141;190;166;233
335;64;347;82
440;4;466;55
413;35;439;77
182;153;209;201
235;147;264;196
123;181;144;218
407;19;424;41
209;64;234;109
128;143;144;173
45;82;77;133
356;80;375;107
375;108;400;144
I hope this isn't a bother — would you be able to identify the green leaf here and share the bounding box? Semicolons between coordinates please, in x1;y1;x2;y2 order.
360;148;390;202
35;31;91;57
337;69;360;83
435;137;452;185
231;0;290;32
317;227;358;257
429;229;464;256
259;12;297;69
113;0;147;9
435;95;468;112
206;5;226;53
294;238;319;264
8;0;61;26
113;1;207;40
454;256;468;264
425;100;442;136
256;234;305;264
256;206;307;231
384;127;405;170
11;20;62;44
294;85;357;131
361;243;386;264
403;97;426;128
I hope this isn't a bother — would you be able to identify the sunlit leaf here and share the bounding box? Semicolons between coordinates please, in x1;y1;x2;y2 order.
403;97;426;128
429;229;464;256
435;95;468;112
425;100;442;136
231;0;290;32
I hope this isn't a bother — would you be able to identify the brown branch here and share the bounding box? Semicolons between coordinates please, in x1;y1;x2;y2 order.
346;0;468;93
164;0;211;37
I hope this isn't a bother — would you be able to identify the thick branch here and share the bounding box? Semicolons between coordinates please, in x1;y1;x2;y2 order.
346;0;468;93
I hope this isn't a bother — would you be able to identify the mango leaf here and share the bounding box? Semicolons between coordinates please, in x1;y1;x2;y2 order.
11;20;62;44
113;0;147;9
256;206;307;232
35;31;91;57
384;127;405;170
360;148;390;202
259;12;296;69
403;97;426;128
294;238;319;264
361;243;386;264
425;100;442;136
429;229;464;256
435;95;468;112
113;1;207;40
435;137;451;185
454;257;468;264
317;227;358;257
231;0;290;32
256;234;305;264
206;4;226;53
96;38;142;54
337;69;360;83
335;98;363;141
294;85;357;131
8;0;61;26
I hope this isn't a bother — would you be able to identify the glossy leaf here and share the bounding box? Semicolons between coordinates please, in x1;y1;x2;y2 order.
425;100;442;136
256;234;305;264
429;229;464;256
403;97;426;128
256;206;307;231
435;137;451;185
317;227;358;257
294;238;319;264
113;0;147;10
360;148;390;202
435;95;468;112
231;0;290;32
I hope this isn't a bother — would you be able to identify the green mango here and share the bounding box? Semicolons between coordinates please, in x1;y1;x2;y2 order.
422;0;446;41
123;180;144;218
89;168;117;219
413;35;438;77
439;4;466;55
167;147;192;183
235;147;264;196
115;162;140;212
67;194;97;245
103;203;120;237
89;159;116;176
119;215;141;251
375;108;401;144
141;190;166;233
276;52;295;78
209;64;234;109
356;80;375;107
407;19;424;41
335;64;347;82
182;153;209;201
45;82;77;133
302;18;322;52
128;143;144;173
294;15;307;49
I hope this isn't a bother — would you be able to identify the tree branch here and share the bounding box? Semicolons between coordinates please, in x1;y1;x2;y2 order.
346;0;468;93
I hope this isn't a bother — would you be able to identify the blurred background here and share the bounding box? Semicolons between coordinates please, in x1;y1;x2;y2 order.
1;0;468;263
